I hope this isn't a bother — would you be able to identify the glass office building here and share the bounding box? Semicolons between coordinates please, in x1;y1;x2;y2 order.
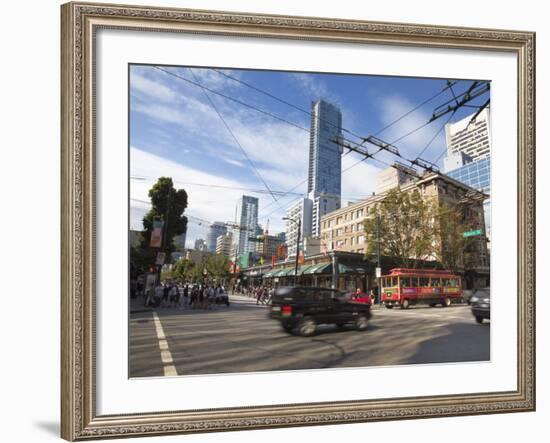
307;99;343;197
233;195;259;257
446;156;491;244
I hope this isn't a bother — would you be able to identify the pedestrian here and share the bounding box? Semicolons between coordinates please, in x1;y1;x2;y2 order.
162;283;170;307
170;284;179;308
256;287;262;305
199;286;205;309
207;286;215;309
182;284;189;310
154;283;164;308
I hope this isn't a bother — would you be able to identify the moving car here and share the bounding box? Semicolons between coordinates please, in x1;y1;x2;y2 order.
470;288;490;323
269;286;372;336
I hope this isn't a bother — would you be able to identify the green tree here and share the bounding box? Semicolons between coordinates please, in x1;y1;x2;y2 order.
171;259;195;281
363;188;434;268
432;203;471;273
131;177;188;275
205;254;231;281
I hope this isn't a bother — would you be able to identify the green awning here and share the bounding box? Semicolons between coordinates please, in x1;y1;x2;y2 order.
262;269;277;278
303;263;332;274
279;267;297;277
297;265;314;275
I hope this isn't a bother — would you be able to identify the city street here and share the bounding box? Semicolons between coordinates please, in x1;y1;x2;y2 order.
129;293;490;377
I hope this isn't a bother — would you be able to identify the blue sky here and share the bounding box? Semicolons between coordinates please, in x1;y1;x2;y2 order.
129;64;489;247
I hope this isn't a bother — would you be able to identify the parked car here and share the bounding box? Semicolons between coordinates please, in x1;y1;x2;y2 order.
269;286;372;336
343;291;372;305
470;288;490;323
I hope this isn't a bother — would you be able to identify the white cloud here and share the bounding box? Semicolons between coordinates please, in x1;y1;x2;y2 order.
130;72;176;102
130;146;296;247
373;95;447;165
341;154;382;200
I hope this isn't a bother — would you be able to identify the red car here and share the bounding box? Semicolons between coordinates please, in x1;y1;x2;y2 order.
345;292;372;305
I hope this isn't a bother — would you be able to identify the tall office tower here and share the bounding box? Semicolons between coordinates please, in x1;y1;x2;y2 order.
308;99;343;196
285;198;313;259
215;232;233;257
307;99;344;237
445;108;491;162
233;195;259;258
446;156;492;250
310;194;340;238
206;222;227;253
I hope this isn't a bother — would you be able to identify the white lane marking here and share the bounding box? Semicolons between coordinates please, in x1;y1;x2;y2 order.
152;311;178;377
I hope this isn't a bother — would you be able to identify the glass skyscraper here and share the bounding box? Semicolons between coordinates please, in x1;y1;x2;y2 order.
307;99;343;197
306;99;343;239
233;195;259;258
446;156;491;243
206;222;227;253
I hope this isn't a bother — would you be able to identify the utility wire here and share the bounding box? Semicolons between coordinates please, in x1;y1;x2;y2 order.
413;110;457;160
151;67;485;221
187;67;283;212
211;68;365;142
130;176;303;196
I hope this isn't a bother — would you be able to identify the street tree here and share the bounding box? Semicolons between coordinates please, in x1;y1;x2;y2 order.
131;177;188;275
171;258;195;282
363;188;434;269
432;203;472;273
204;254;231;281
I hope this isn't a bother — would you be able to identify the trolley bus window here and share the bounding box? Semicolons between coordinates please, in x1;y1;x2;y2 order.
430;278;441;287
400;277;412;287
419;277;430;287
391;277;398;287
442;278;450;287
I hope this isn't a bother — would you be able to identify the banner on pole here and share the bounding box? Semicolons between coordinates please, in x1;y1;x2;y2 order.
150;220;164;247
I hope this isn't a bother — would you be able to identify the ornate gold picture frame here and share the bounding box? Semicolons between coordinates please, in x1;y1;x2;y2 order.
61;2;535;440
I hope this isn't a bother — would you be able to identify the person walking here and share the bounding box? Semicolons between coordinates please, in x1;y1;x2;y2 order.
182;284;189;310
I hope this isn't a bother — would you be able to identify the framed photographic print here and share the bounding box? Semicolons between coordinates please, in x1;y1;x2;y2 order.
61;1;536;440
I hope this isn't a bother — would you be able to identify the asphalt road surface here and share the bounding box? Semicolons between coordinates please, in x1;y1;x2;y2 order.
129;293;490;378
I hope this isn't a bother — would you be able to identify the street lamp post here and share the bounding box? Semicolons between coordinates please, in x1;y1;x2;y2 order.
282;217;301;285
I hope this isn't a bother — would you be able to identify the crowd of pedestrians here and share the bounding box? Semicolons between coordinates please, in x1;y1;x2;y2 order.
143;281;229;310
232;284;275;305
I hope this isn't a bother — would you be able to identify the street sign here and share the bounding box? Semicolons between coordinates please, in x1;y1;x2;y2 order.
375;267;382;278
463;229;483;238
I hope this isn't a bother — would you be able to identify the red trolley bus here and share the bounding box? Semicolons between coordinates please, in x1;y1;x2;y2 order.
380;268;462;309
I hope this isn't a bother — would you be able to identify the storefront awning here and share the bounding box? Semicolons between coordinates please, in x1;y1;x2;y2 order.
262;268;279;278
303;263;332;275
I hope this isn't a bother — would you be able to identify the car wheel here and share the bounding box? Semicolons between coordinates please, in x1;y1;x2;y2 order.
429;303;436;307
355;314;369;331
401;299;410;309
295;317;316;337
281;324;293;333
385;304;393;309
475;316;484;324
443;297;452;307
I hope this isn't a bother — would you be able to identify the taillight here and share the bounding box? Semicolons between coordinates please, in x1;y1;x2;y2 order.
281;305;293;316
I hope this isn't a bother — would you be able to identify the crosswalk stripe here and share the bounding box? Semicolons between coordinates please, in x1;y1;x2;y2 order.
152;311;178;377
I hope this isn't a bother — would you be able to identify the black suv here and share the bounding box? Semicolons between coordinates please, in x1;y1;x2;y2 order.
269;286;372;336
